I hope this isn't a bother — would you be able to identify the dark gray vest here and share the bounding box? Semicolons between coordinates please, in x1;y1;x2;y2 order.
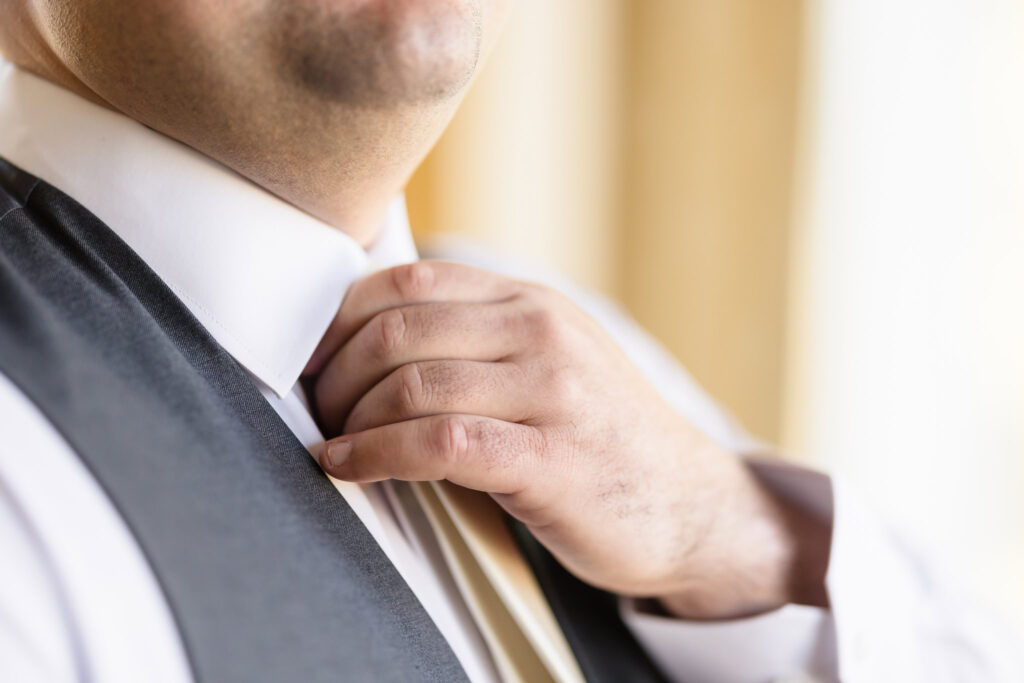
0;158;666;683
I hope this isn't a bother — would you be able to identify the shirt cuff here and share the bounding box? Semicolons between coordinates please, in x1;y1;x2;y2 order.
620;457;839;682
824;477;931;681
620;598;836;683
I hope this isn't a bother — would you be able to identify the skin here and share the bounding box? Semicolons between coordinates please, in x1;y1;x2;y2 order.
0;0;511;244
1;0;830;619
306;261;830;618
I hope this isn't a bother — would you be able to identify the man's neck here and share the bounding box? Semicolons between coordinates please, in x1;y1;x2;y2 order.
0;57;414;248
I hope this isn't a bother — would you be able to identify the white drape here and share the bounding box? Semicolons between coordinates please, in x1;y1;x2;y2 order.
784;0;1024;633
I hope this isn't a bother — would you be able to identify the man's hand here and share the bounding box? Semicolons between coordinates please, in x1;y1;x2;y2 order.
305;261;829;619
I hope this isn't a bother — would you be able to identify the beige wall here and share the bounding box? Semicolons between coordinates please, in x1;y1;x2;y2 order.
407;0;626;297
408;0;803;442
622;2;803;442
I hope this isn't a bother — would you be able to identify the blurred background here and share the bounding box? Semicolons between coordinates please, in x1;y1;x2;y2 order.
406;1;1024;631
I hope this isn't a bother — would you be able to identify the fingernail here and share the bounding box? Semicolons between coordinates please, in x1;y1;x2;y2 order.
323;440;352;470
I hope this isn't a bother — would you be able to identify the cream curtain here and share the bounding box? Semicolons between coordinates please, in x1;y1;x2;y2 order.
786;0;1024;632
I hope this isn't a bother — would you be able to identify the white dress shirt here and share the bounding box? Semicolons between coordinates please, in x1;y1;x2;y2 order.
2;60;1022;683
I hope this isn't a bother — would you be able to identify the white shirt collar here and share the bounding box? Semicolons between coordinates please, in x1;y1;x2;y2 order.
0;61;418;396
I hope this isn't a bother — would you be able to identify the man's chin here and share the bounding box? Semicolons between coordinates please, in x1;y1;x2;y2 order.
275;0;483;108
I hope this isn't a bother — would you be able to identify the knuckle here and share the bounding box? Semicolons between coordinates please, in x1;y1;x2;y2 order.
516;280;555;303
517;281;571;311
368;308;408;357
430;415;470;465
524;428;557;481
524;426;550;465
545;364;580;406
395;363;429;414
486;424;546;490
524;307;568;346
390;262;436;301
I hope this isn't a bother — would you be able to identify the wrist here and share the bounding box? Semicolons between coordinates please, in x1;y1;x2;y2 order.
657;460;831;620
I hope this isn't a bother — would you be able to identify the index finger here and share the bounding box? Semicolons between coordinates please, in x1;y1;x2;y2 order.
304;260;520;375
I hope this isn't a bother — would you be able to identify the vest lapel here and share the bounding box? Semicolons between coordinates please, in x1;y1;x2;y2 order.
0;159;467;683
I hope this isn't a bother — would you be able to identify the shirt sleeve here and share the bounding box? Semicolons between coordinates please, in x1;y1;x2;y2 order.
0;372;81;682
427;239;1024;683
620;458;838;682
620;457;1024;682
0;370;193;683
